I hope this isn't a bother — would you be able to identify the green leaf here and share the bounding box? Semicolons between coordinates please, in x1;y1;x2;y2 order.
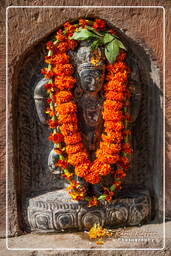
59;154;64;160
116;39;127;51
63;169;68;174
103;33;114;44
85;26;103;37
110;184;116;191
70;28;99;41
98;194;106;200
105;39;119;64
90;40;100;51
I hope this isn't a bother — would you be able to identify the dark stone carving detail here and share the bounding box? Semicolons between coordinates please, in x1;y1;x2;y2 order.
24;190;151;232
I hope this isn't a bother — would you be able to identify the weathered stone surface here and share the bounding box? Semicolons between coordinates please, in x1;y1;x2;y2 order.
0;222;170;255
25;189;151;232
0;0;171;238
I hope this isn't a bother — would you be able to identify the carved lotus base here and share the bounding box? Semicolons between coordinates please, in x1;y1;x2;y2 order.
25;189;151;232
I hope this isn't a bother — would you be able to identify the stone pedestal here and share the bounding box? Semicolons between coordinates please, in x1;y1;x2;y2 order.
25;189;151;232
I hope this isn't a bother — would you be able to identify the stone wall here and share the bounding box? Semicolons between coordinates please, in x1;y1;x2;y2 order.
0;0;171;238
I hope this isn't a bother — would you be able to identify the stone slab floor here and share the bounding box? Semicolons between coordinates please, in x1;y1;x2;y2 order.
0;222;171;256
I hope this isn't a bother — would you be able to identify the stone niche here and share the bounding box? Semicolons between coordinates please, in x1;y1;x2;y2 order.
10;18;163;234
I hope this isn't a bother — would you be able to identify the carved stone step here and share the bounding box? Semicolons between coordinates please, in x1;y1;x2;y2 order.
24;189;151;233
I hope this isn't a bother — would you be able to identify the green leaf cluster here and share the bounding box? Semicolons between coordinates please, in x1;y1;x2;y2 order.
70;26;127;64
70;27;100;41
98;194;106;200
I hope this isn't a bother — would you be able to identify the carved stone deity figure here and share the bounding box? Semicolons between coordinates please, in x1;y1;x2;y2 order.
28;28;151;232
34;40;141;196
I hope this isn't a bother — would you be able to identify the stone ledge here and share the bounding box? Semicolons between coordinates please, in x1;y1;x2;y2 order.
24;189;151;232
0;222;170;256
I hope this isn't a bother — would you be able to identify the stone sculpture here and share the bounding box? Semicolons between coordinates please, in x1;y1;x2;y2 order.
26;19;151;232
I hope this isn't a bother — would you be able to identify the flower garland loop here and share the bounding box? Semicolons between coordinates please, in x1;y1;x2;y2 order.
41;18;132;207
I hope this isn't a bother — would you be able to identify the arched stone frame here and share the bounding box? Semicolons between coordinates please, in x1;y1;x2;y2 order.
7;17;163;233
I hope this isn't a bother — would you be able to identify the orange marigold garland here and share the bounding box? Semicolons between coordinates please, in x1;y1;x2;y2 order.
41;19;133;206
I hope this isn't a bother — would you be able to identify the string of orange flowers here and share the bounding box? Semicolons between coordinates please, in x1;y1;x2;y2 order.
41;18;132;207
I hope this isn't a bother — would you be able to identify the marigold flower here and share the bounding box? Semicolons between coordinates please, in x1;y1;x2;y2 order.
106;62;128;73
52;53;70;65
66;180;80;190
54;76;76;90
99;142;121;155
98;163;111;176
103;187;114;201
79;18;88;27
55;159;68;169
104;81;126;92
66;143;83;154
41;68;55;79
63;171;74;180
114;71;128;82
56;101;77;115
96;153;119;165
64;133;82;145
44;56;53;64
104;121;124;131
102;110;123;121
88;224;112;239
53;64;74;76
89;159;101;169
102;132;123;143
55;91;73;104
69;190;85;201
93;19;106;30
68;152;88;166
48;119;59;129
119;162;129;170
57;41;69;52
48;133;64;143
104;100;123;111
58;113;77;124
46;41;55;50
122;142;133;154
75;162;91;177
47;99;52;105
113;180;122;190
116;51;126;62
88;196;98;207
56;29;66;41
105;91;125;101
67;39;78;50
85;172;101;184
114;168;126;179
44;83;54;89
45;108;56;117
120;156;129;165
64;21;77;34
60;123;78;136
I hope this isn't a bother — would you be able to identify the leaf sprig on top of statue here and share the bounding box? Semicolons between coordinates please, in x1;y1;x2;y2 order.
70;25;126;64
